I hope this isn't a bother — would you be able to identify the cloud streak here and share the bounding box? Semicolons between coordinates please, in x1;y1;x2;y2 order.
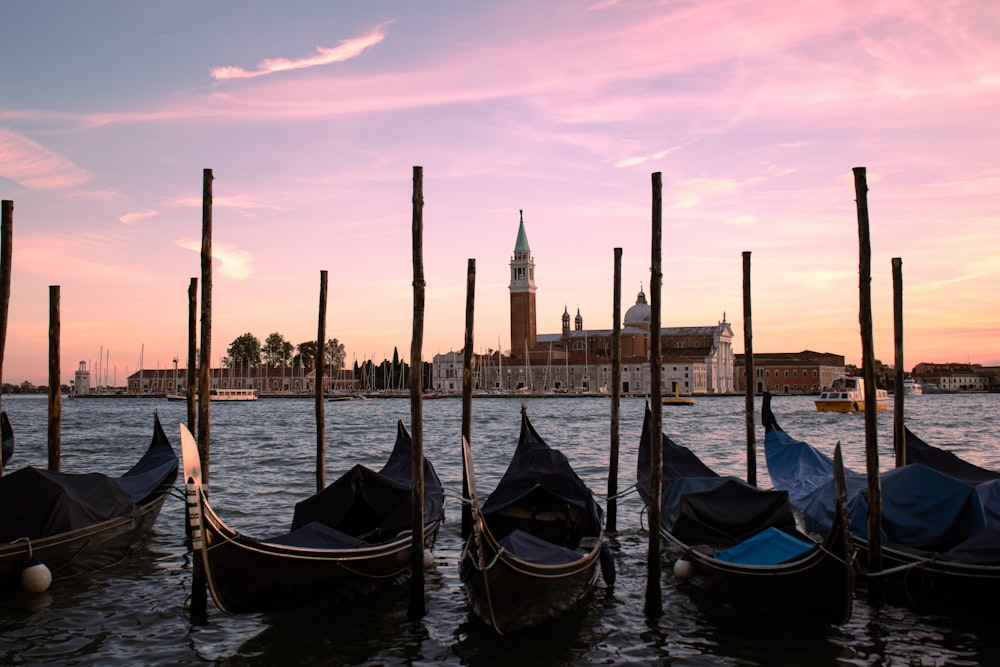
0;127;93;189
210;24;391;81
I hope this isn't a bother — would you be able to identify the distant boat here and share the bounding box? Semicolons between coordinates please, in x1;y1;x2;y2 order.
922;382;957;395
166;388;258;402
663;385;693;407
815;376;888;413
902;379;923;396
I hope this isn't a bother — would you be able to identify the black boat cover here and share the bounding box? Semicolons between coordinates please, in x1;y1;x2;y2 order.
637;404;799;548
0;413;177;543
498;528;582;565
0;468;136;542
290;420;445;542
480;407;603;536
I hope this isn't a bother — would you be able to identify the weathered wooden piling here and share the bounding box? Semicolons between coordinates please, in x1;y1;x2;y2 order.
48;286;60;471
186;278;197;434
316;270;328;491
607;247;623;533
197;168;213;484
408;166;427;619
192;168;213;623
892;257;905;467
0;200;11;477
645;172;664;617
461;258;475;540
854;166;883;607
742;251;756;486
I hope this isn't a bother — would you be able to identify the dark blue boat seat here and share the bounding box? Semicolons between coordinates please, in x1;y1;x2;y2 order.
713;526;815;566
499;528;581;565
264;521;367;549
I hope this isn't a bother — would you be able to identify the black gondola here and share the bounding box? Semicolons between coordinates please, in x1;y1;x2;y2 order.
637;403;855;625
181;420;445;613
763;392;1000;613
0;411;178;592
460;405;612;634
1;412;12;467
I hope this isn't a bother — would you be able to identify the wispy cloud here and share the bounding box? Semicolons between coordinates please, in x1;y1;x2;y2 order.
616;146;683;168
0;127;93;189
210;24;391;81
178;239;254;279
119;209;157;225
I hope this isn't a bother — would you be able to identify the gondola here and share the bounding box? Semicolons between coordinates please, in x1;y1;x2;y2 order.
0;411;178;592
1;411;12;466
763;392;1000;613
637;404;855;625
460;405;613;634
181;420;445;613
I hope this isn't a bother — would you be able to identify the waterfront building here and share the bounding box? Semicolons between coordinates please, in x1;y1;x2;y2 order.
431;213;735;395
912;362;991;392
123;365;358;396
733;351;846;395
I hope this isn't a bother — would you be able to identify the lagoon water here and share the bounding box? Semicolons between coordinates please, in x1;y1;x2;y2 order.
1;392;999;665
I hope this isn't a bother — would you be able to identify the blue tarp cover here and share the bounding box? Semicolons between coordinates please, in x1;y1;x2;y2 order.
714;526;815;565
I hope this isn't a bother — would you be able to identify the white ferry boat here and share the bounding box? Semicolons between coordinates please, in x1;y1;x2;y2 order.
815;376;889;413
166;388;258;402
902;378;923;396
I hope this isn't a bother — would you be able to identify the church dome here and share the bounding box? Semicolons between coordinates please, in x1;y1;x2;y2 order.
624;287;651;326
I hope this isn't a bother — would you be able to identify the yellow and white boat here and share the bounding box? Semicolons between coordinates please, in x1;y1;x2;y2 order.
815;376;888;413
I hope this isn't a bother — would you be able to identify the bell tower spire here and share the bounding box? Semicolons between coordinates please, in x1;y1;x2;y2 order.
509;209;537;359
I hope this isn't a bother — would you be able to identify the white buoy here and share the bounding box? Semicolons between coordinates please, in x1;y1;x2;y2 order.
21;561;52;593
673;557;694;581
422;549;435;569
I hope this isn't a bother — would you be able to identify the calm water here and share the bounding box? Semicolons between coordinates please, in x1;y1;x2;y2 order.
1;393;999;665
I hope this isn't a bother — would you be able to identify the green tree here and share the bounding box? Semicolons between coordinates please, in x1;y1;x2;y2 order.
296;338;346;371
262;332;293;367
227;333;262;368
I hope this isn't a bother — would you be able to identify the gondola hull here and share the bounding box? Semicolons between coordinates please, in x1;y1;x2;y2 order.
0;412;177;592
459;408;610;634
181;423;444;614
639;403;855;625
661;505;854;625
191;490;440;613
460;532;602;632
0;494;169;590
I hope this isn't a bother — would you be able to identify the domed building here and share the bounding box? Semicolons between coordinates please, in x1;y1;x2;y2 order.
431;213;735;395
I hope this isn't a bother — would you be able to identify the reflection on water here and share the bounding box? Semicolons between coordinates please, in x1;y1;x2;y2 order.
0;393;998;665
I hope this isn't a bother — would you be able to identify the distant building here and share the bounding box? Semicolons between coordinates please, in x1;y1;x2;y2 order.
431;212;734;394
73;361;91;396
733;351;846;395
912;362;991;392
124;365;358;395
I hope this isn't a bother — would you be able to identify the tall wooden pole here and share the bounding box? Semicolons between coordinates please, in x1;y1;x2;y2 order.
408;165;427;619
742;251;757;486
47;285;61;471
0;201;11;477
645;172;664;617
461;258;475;539
892;258;905;467
192;169;213;623
197;169;213;484
316;270;328;491
854;166;883;608
186;278;197;435
607;247;623;533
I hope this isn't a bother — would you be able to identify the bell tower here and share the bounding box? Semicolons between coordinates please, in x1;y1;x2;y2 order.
509;210;536;360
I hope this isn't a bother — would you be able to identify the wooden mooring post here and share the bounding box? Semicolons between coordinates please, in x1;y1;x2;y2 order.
0;200;12;478
316;270;328;491
854;166;884;608
408;166;427;619
607;247;622;533
892;258;905;467
742;251;756;486
461;258;475;540
48;286;60;471
644;172;664;617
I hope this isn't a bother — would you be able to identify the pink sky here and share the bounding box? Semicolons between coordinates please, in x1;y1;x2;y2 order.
1;1;997;386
